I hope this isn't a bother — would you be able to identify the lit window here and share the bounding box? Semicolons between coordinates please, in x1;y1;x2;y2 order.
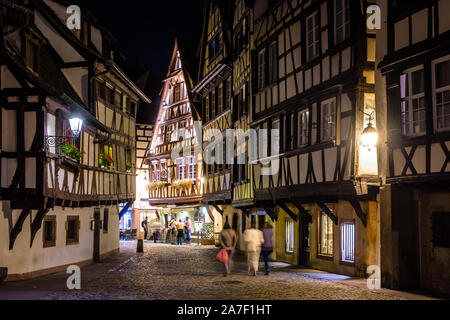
306;12;320;62
341;222;355;262
400;66;426;136
319;211;334;256
188;156;197;180
285;219;294;253
433;57;450;132
177;158;186;180
335;0;350;44
298;109;310;147
321;98;336;142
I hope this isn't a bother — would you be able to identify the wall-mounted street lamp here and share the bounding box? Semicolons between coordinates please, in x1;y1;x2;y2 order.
361;111;378;151
45;116;83;148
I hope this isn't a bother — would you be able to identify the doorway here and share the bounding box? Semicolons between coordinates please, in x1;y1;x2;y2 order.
298;211;312;267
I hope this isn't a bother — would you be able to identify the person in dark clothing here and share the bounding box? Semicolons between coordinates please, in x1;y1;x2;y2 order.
141;217;148;241
261;222;274;275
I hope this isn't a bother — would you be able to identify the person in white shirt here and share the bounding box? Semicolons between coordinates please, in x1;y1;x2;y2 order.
243;222;264;276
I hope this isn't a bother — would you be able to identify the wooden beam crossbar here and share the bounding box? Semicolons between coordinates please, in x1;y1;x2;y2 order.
278;202;298;222
290;200;312;224
119;201;134;220
263;206;278;222
316;202;338;225
9;209;32;250
212;204;223;215
349;199;367;227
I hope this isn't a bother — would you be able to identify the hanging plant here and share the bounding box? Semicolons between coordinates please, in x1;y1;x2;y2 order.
126;161;135;171
61;142;85;161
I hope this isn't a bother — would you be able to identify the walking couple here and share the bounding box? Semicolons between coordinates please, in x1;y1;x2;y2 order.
218;221;274;277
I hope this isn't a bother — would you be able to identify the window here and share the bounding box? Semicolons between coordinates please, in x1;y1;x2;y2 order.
102;144;114;170
298;109;310;147
161;161;168;181
258;49;266;89
285;219;295;253
433;57;450;132
401;67;426;136
269;42;278;84
319;211;334;256
43;216;56;248
272;119;280;156
174;85;181;102
209;35;222;60
97;81;106;101
335;0;350;44
341;222;355;263
165;125;173;143
176;157;186;180
152;162;160;182
66;216;80;245
321;99;336;142
432;212;450;248
306;12;320;61
212;90;216;118
218;84;223;114
188;156;197;180
103;209;109;233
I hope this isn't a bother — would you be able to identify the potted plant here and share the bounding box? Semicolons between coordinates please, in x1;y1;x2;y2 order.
149;181;166;191
98;154;106;168
61;142;85;161
126;161;135;172
106;155;114;169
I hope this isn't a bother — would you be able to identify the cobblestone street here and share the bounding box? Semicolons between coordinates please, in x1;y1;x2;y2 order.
0;241;436;300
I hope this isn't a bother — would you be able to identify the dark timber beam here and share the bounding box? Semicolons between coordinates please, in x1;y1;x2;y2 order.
241;208;250;217
290;200;312;224
212;204;223;215
119;201;134;220
278;202;298;222
263;206;278;222
349;199;367;227
317;202;338;225
10;209;31;250
29;199;54;247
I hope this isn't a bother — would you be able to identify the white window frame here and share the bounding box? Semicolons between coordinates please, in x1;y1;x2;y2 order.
306;11;320;62
320;98;337;142
298;109;310;147
285;218;294;253
400;65;426;137
432;55;450;133
258;49;266;89
341;222;355;263
334;0;350;44
187;156;197;180
176;157;186;180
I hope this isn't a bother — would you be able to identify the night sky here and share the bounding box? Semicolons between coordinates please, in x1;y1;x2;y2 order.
72;0;205;76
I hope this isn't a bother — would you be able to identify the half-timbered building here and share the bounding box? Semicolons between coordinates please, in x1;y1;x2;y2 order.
377;0;450;295
249;0;380;276
147;40;208;235
193;0;233;230
0;0;149;280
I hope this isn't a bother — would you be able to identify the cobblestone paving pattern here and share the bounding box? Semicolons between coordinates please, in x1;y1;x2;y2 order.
44;242;406;300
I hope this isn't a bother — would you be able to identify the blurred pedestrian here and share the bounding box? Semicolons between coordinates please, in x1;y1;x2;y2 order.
219;222;238;276
243;222;264;276
261;222;274;275
176;219;185;245
185;217;192;243
141;217;148;241
168;216;177;244
152;219;162;243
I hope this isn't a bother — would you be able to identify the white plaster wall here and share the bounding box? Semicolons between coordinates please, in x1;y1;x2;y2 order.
0;203;119;276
